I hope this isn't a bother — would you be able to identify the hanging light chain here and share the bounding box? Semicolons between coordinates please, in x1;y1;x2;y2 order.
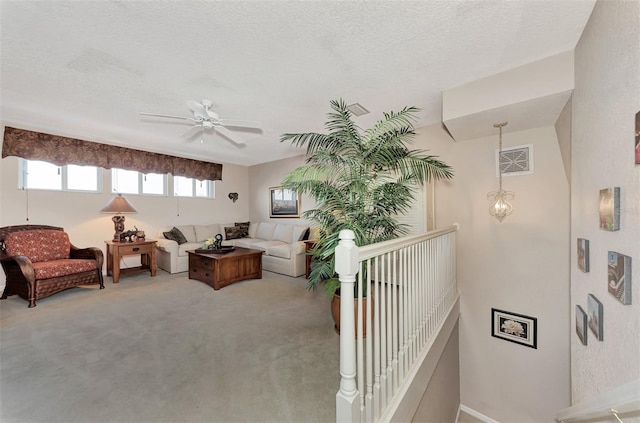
488;121;513;222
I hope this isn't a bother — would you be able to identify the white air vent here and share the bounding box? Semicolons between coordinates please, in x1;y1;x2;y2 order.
496;144;533;176
347;103;370;116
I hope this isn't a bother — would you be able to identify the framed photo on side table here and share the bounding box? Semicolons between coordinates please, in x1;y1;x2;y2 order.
491;308;537;349
269;186;301;218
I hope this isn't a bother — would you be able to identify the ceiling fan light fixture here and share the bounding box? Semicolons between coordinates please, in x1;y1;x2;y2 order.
139;99;260;147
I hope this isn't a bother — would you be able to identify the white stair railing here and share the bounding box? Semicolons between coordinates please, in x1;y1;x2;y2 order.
335;225;459;423
556;379;640;423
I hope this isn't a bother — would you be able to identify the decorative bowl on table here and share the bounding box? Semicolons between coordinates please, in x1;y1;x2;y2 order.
195;245;235;254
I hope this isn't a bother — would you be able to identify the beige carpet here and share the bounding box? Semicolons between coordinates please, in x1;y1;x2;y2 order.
0;270;339;423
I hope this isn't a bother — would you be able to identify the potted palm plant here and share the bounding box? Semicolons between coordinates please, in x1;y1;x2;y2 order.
281;99;453;331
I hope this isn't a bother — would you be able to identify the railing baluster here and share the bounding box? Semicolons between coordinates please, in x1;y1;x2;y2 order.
373;256;381;421
365;259;373;423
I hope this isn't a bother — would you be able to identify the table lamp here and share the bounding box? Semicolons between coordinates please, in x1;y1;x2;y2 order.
100;193;138;242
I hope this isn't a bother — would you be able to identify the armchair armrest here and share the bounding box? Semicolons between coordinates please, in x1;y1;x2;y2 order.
70;246;104;269
1;255;35;283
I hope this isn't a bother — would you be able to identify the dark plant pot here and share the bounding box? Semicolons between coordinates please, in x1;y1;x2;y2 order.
331;288;373;338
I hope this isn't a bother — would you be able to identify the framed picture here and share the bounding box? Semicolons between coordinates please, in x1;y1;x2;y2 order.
608;251;632;305
576;305;588;346
269;186;301;218
635;110;639;165
599;187;620;231
491;308;537;349
577;238;590;273
587;294;603;341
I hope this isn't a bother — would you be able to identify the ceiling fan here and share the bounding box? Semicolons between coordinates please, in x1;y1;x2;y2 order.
139;99;261;146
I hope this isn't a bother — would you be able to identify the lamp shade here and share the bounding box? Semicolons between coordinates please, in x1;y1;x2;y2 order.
100;194;138;214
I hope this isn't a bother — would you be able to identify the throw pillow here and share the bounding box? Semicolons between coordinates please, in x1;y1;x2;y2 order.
224;226;244;240
235;222;250;238
163;227;188;245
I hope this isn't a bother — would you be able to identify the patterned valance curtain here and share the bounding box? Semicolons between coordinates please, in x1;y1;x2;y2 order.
2;127;222;181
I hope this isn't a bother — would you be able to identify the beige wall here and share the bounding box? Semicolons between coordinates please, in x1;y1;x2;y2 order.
412;322;460;423
571;0;640;406
248;154;314;227
416;123;571;421
0;143;251;285
555;97;572;184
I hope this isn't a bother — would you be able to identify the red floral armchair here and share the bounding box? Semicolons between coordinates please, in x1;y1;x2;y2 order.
0;225;104;308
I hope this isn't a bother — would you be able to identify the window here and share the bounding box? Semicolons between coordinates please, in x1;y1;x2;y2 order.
20;159;101;192
111;168;167;195
174;176;214;198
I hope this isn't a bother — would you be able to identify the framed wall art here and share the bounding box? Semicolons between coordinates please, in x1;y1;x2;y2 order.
635;110;639;165
587;294;603;341
576;305;587;346
577;238;590;273
608;251;632;305
269;186;301;218
491;308;537;349
599;187;620;231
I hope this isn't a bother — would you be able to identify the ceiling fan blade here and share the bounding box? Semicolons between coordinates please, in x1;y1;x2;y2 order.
181;125;203;140
217;119;262;129
214;126;246;146
187;101;209;120
139;112;194;121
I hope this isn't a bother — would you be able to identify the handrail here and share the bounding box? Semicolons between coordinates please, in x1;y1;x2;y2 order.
555;379;640;422
358;225;459;261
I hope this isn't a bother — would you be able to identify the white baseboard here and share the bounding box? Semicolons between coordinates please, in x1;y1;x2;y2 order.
459;404;500;423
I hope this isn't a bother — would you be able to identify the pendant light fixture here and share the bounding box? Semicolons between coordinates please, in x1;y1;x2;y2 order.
487;122;514;222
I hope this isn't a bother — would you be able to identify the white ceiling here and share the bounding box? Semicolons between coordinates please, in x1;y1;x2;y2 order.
0;0;595;167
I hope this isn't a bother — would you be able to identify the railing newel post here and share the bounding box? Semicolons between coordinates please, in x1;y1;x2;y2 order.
335;229;360;423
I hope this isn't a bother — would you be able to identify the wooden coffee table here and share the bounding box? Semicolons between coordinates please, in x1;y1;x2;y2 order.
188;247;263;290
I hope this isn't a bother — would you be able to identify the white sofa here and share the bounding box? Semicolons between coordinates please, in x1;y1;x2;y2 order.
155;222;309;277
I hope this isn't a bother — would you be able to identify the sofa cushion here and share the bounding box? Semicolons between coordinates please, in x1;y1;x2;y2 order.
5;230;71;263
32;259;97;279
268;244;291;259
292;226;309;242
248;240;286;252
163;227;188;245
178;242;202;257
175;225;197;243
273;224;294;243
255;222;276;241
234;238;258;249
235;222;250;238
195;224;220;242
248;222;258;239
224;226;245;240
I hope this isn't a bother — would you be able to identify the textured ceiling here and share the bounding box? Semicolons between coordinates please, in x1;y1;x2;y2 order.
1;0;595;166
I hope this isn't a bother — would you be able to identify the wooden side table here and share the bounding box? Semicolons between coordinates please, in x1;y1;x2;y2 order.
304;240;316;279
105;239;157;283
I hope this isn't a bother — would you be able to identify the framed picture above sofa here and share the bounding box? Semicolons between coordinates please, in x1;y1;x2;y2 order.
269;186;300;218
